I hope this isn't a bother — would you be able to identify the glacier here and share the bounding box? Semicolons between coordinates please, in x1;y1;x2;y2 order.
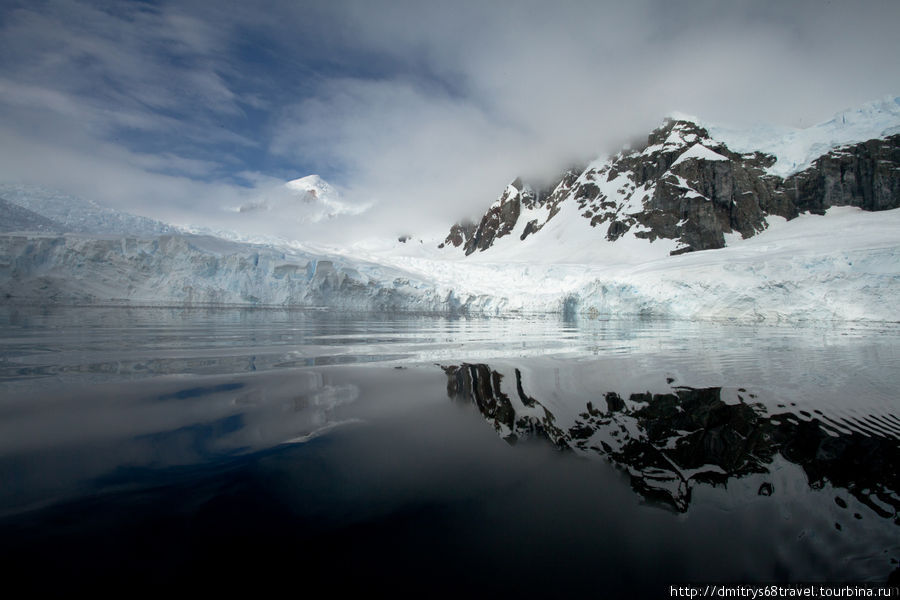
352;206;900;322
0;183;174;237
2;97;900;322
0;233;480;313
1;206;898;322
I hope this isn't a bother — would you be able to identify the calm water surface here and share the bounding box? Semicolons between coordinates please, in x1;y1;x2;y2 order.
0;306;898;595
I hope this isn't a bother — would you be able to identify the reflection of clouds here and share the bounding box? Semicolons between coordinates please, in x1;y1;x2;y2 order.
443;362;900;518
0;370;359;456
0;369;359;515
224;376;360;451
281;418;363;445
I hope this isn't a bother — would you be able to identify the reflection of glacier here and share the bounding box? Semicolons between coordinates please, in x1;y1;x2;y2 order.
443;363;900;516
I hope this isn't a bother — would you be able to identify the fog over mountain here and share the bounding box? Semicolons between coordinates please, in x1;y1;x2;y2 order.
0;0;898;244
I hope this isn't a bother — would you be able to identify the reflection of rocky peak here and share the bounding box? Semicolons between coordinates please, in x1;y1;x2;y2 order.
442;114;900;256
442;362;900;518
443;364;567;446
592;386;774;511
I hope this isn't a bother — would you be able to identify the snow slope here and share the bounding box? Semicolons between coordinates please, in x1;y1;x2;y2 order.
0;206;897;321
573;207;900;321
2;96;899;322
326;206;900;322
0;197;63;233
703;95;900;177
0;183;174;237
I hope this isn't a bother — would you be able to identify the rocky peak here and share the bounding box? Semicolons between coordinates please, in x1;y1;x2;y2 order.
643;119;717;154
439;180;528;255
441;112;900;258
439;168;581;255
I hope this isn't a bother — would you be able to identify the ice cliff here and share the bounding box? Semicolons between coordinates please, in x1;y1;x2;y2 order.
1;205;897;321
2;98;899;322
0;233;490;312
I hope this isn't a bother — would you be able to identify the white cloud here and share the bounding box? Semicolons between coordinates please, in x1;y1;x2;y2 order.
261;0;900;242
1;0;899;245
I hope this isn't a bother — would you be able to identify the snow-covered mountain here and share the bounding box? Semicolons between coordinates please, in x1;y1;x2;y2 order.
234;175;368;224
0;197;63;233
441;96;900;259
1;97;899;322
0;183;175;237
705;95;900;177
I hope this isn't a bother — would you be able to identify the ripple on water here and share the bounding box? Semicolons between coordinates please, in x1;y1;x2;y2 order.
0;306;898;585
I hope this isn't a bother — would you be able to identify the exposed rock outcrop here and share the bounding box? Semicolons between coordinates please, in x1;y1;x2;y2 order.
443;120;900;256
784;135;900;214
439;172;580;255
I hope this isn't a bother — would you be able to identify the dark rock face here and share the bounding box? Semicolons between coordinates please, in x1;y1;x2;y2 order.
782;135;900;214
439;180;525;255
441;172;580;255
443;121;900;255
568;120;792;253
438;220;476;250
628;133;785;251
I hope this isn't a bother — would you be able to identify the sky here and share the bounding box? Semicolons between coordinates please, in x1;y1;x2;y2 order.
0;0;899;244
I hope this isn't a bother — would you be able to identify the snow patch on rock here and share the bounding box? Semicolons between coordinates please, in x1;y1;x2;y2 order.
703;96;900;177
670;143;729;167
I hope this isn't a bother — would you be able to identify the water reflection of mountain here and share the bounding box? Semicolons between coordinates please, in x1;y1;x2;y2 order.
442;363;900;517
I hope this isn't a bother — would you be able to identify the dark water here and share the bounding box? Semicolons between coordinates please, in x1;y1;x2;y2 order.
0;307;898;595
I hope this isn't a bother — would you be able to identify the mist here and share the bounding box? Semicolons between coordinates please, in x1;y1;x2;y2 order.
0;0;898;243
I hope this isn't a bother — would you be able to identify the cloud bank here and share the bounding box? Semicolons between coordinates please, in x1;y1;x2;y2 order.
0;0;898;243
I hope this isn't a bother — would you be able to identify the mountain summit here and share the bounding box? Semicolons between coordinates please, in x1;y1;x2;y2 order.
1;98;899;322
235;175;367;225
442;99;900;257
